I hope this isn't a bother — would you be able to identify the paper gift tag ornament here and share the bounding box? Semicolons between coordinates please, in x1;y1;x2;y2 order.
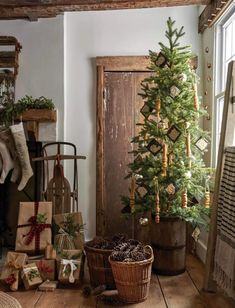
155;52;168;67
158;119;168;130
178;73;187;82
136;186;148;198
166;183;176;195
195;137;208;152
140;102;153;118
170;85;181;98
167;125;181;143
134;154;143;164
146;139;162;156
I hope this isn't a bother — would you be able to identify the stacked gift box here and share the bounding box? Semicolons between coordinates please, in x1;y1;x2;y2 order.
0;201;85;292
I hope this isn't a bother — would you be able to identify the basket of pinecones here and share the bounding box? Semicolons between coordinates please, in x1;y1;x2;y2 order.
84;234;127;289
109;240;153;303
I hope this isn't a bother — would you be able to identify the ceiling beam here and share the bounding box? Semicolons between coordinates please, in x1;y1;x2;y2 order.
0;0;211;20
199;0;233;33
0;0;211;6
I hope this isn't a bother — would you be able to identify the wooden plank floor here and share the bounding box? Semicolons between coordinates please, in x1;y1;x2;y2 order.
1;255;234;308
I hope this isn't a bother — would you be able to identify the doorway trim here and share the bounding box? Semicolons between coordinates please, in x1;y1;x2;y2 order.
96;56;151;236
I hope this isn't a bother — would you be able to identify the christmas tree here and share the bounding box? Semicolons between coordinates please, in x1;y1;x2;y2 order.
122;18;212;228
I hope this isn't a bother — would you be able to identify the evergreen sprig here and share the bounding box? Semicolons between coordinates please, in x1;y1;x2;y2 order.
60;214;85;238
0;95;55;127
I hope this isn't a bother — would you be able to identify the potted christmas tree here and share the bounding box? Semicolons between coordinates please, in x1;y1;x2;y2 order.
122;18;212;275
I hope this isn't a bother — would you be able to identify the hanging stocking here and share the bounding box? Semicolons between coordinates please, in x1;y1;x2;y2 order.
0;140;14;184
10;123;33;191
0;128;21;183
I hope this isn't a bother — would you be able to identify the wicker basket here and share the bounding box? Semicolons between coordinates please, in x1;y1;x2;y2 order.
109;245;154;303
84;241;116;289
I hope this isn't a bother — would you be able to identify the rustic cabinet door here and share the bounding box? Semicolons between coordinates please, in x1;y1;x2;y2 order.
100;70;151;237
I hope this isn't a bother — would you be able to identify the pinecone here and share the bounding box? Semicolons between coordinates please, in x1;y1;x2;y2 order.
90;236;106;248
127;239;141;246
130;251;146;261
111;251;126;261
112;233;127;244
82;285;92;297
100;241;114;250
114;242;129;252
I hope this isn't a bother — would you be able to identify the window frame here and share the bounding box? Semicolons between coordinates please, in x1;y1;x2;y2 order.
212;4;235;167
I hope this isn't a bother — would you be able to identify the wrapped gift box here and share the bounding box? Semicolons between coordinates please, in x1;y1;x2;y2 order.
15;202;52;254
35;259;56;281
22;263;43;290
0;251;28;291
38;280;58;292
54;230;75;253
57;249;82;284
53;212;84;250
45;244;56;260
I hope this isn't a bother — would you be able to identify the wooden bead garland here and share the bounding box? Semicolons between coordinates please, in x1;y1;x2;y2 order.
168;152;174;165
186;131;192;168
162;143;168;176
155;97;161;120
181;190;188;208
130;176;135;213
204;191;210;208
193;83;199;111
155;191;160;223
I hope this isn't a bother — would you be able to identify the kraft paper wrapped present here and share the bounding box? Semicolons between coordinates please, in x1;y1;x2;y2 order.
38;280;58;292
45;244;57;260
15;202;52;254
0;251;28;291
22;263;43;290
35;259;56;281
54;229;75;253
53;212;84;251
57;250;82;284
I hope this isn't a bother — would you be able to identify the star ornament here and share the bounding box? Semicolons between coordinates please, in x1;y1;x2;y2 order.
146;139;162;156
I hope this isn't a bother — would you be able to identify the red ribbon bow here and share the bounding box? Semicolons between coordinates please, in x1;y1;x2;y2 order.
17;202;51;253
5;274;16;286
36;260;53;274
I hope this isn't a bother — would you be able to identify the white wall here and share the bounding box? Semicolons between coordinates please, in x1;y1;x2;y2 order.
64;6;202;240
0;16;64;140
